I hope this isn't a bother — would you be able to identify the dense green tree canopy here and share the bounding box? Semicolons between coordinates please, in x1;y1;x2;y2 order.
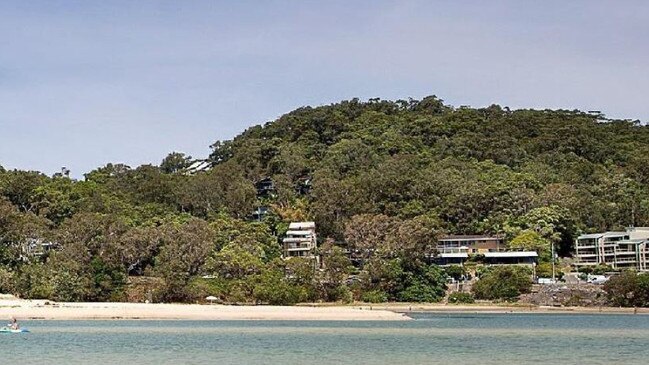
2;95;648;303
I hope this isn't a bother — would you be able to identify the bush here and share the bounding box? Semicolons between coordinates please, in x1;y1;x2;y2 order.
395;264;447;302
472;266;532;301
0;267;14;294
444;265;466;281
603;272;649;307
448;292;475;304
580;264;613;275
397;280;444;302
361;289;388;303
253;268;308;305
14;263;54;299
326;285;354;303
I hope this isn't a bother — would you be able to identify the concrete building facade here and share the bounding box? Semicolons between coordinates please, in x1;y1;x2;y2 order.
282;222;317;259
436;235;537;267
575;227;649;271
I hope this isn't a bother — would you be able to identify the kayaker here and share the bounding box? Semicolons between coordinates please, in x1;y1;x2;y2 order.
7;317;19;330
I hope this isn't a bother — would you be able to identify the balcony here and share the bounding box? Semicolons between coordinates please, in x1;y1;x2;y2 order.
577;253;598;257
284;243;314;251
615;258;637;264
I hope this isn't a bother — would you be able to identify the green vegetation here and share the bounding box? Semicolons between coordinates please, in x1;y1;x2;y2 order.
2;96;649;303
447;292;475;304
603;272;649;307
444;265;467;281
472;266;533;301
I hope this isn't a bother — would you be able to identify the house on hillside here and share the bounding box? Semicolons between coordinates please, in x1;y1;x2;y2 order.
436;235;503;266
21;237;56;258
435;235;537;267
483;251;538;266
437;235;504;254
282;222;318;260
296;176;312;195
184;160;211;175
575;227;649;271
251;206;270;221
255;177;276;198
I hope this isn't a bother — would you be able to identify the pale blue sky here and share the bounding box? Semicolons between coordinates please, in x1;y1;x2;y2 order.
1;0;647;177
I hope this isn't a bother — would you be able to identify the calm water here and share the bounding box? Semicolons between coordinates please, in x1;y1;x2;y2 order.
2;313;649;365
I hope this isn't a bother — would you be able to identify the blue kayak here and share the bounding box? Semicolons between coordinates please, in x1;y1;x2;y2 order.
0;327;29;333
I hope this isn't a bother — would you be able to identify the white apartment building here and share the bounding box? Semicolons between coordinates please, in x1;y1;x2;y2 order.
282;222;317;259
575;227;649;271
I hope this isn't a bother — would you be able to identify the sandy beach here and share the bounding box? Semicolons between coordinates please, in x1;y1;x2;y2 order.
0;297;409;321
3;295;648;321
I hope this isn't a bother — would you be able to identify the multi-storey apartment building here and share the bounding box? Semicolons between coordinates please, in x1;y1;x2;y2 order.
282;222;317;259
575;227;649;271
437;235;504;254
436;235;537;266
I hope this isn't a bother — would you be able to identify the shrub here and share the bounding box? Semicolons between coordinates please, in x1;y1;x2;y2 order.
326;285;354;303
444;265;466;281
397;280;444;302
253;268;307;305
448;292;475;304
361;289;388;303
603;272;649;307
472;266;532;301
0;267;13;294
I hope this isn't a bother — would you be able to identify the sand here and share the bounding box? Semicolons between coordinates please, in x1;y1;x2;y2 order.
3;296;648;321
0;298;410;321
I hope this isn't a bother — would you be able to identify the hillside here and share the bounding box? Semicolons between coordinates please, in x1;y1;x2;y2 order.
1;96;649;303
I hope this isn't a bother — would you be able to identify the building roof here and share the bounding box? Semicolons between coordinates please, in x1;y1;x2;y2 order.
484;251;538;258
288;222;316;229
603;231;628;237
578;233;604;239
185;160;211;174
439;253;469;258
578;231;629;240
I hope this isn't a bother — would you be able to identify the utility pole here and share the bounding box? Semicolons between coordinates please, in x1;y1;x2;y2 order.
551;242;556;283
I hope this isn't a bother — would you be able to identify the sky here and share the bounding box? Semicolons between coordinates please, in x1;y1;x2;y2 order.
1;0;648;177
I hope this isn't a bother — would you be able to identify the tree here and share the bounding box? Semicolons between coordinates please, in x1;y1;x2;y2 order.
319;240;353;301
208;243;264;281
603;272;649;307
253;261;308;305
445;265;466;281
473;266;532;301
396;262;447;302
104;226;162;275
155;219;215;301
344;214;397;260
160;152;192;174
179;162;256;219
509;230;551;261
0;170;48;212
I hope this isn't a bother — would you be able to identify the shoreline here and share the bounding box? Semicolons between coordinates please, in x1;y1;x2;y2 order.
0;299;409;321
2;298;648;321
335;303;649;315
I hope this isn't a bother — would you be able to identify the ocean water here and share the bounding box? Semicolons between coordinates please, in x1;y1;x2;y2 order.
2;313;649;365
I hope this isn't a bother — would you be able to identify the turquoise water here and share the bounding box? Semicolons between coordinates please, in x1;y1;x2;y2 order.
2;313;649;364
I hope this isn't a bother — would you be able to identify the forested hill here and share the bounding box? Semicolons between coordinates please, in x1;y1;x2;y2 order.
1;95;649;302
208;96;649;241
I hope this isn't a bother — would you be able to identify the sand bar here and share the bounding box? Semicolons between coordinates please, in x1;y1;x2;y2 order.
0;298;410;321
344;303;649;315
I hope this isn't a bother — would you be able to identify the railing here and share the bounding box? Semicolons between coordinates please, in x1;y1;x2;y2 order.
284;244;315;250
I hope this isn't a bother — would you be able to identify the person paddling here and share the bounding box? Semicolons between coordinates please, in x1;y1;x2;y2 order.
7;317;19;330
